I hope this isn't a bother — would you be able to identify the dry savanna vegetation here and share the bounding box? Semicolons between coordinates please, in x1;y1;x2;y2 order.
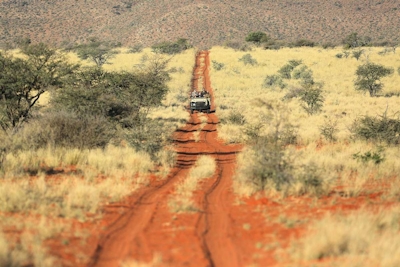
2;39;400;266
0;46;195;266
209;45;400;265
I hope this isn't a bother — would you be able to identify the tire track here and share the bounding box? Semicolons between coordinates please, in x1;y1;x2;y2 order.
89;50;242;267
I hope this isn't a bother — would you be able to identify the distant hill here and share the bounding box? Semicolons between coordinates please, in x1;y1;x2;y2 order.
1;0;399;48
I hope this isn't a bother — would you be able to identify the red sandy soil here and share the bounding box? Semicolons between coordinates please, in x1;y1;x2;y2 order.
4;51;397;267
84;51;398;267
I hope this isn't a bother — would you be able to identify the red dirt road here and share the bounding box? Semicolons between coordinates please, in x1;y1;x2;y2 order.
89;51;242;267
85;51;397;267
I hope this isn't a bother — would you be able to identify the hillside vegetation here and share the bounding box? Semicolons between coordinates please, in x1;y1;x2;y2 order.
1;0;399;48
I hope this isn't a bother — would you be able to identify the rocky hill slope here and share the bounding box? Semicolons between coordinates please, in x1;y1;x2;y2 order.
1;0;399;48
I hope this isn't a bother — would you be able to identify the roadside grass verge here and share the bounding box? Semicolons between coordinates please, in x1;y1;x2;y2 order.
168;155;217;213
0;146;152;219
287;206;400;267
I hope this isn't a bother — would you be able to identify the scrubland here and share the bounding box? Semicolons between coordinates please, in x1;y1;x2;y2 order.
0;48;195;266
209;46;400;265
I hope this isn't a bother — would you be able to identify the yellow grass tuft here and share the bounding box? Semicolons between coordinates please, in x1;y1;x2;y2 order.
169;156;217;213
288;206;400;267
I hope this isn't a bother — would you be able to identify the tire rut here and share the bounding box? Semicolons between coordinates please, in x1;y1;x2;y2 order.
89;51;242;267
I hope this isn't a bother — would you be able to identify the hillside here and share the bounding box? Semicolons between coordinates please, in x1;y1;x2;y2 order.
1;0;399;48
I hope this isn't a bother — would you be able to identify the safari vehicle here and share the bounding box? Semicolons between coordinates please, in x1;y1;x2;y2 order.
190;96;211;114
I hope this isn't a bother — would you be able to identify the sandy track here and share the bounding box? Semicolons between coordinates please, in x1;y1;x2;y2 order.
89;51;242;267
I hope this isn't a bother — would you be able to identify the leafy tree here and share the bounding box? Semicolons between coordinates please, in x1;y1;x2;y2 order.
354;63;393;96
299;85;324;115
52;56;170;125
151;38;192;55
342;32;371;49
0;43;77;132
245;31;268;45
73;38;118;67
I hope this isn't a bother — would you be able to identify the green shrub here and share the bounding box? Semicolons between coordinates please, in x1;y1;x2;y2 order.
299;85;324;115
292;39;315;47
124;117;174;159
351;111;400;145
22;111;116;149
293;65;314;85
128;44;143;53
212;60;225;71
353;148;385;165
263;74;286;89
238;53;257;66
227;111;246;125
151;38;192;55
278;60;302;79
335;53;343;59
319;118;338;142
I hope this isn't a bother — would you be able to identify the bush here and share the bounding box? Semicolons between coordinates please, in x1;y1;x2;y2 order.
278;60;302;79
342;32;371;49
21;111;116;150
352;49;364;60
335;53;343;59
212;60;225;71
353;148;385;165
319;118;338;142
223;40;251;51
263;74;286;89
299;86;324;115
227;111;246;125
245;31;268;45
128;44;143;53
293;65;314;85
322;42;336;49
292;39;315;47
351;111;400;145
238;53;257;66
151;38;192;55
124;117;174;159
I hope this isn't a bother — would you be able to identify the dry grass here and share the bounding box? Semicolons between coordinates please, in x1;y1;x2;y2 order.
287;206;400;267
209;46;400;197
0;214;70;267
168;156;216;213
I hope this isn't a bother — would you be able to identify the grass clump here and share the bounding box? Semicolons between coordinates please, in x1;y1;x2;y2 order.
289;207;400;266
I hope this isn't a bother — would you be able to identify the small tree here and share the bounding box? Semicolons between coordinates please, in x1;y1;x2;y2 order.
245;31;268;45
0;44;77;132
299;85;324;115
354;63;393;97
343;32;371;49
73;38;118;67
